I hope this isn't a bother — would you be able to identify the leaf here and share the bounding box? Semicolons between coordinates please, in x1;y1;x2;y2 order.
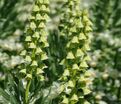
115;18;121;26
0;88;19;104
9;92;19;104
0;88;10;102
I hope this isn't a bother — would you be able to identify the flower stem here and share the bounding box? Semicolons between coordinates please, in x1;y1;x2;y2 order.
25;69;33;104
25;79;32;104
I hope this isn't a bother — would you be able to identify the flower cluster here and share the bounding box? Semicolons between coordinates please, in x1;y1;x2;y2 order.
19;0;50;82
58;0;92;103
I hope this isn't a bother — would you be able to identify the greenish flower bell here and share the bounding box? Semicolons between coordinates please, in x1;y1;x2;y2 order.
36;13;42;20
72;64;79;70
76;48;84;57
79;33;87;40
25;36;32;42
40;35;47;42
41;53;48;60
25;55;32;62
38;22;46;28
26;74;32;80
70;94;78;102
67;80;75;88
33;32;40;39
35;47;42;54
31;60;38;66
20;50;26;56
61;96;69;104
33;5;40;12
36;68;44;74
63;69;70;77
29;42;36;49
80;61;88;68
58;0;92;103
83;88;91;95
71;36;79;43
19;69;26;75
66;51;75;59
30;22;37;30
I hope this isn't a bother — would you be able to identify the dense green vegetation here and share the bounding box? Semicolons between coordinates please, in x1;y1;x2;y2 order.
0;0;121;104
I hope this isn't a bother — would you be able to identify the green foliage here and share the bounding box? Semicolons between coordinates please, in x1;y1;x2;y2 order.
89;0;121;103
91;0;121;34
0;0;92;103
1;0;121;104
0;0;33;92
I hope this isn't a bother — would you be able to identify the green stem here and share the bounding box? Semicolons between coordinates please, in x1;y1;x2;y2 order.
25;64;34;104
25;45;36;104
25;79;32;104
